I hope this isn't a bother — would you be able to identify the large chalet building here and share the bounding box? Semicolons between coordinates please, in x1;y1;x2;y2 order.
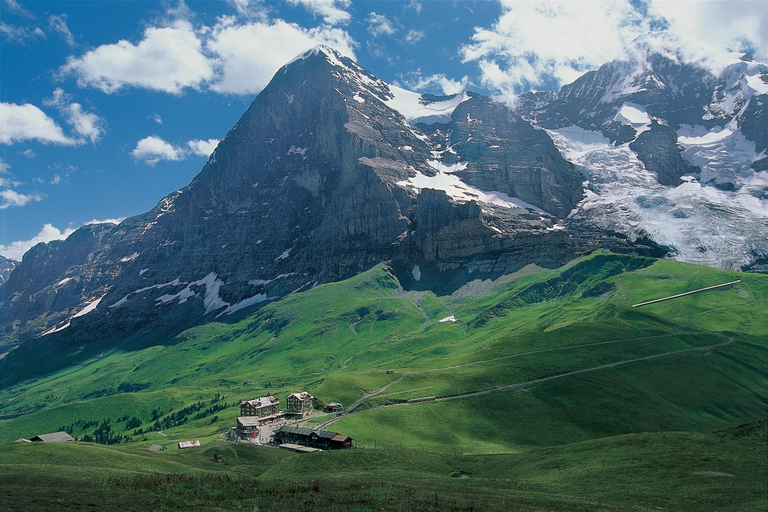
240;396;279;418
286;392;314;416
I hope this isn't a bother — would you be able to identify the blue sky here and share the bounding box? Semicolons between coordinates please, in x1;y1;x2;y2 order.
1;0;765;260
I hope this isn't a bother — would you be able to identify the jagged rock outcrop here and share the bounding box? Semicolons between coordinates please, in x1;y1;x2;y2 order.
0;256;15;287
629;121;692;186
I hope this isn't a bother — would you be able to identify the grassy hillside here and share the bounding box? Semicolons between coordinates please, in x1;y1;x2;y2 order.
0;252;765;509
1;419;764;511
1;253;765;443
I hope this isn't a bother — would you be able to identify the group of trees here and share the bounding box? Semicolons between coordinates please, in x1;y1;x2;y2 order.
57;395;232;445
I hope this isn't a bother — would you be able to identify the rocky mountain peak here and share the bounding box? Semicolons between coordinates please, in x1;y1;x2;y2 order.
0;47;585;348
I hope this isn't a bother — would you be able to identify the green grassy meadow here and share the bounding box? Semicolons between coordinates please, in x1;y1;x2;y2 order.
0;252;766;510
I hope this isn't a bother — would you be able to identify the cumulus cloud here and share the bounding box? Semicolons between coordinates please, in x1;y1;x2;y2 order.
207;19;357;94
132;135;221;165
0;102;79;145
461;0;768;102
288;0;352;26
404;73;470;96
648;0;767;69
61;5;358;97
0;223;76;261
131;136;184;165
187;138;219;157
367;12;397;37
44;89;105;144
61;20;215;95
0;189;41;209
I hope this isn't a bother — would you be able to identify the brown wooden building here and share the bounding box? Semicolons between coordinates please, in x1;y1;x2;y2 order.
273;425;352;450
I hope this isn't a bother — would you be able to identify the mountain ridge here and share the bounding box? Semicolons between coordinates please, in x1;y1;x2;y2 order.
1;45;766;354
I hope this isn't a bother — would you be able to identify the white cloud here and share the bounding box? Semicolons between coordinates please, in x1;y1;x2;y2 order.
461;0;768;102
0;102;79;145
49;14;75;47
61;20;215;95
647;0;768;69
132;136;221;165
187;138;219;157
85;218;124;226
2;0;34;18
0;223;76;261
0;189;41;209
288;0;352;26
226;0;268;19
405;0;422;14
131;136;184;165
0;22;44;44
44;89;105;144
207;19;357;94
61;4;358;97
405;29;424;44
0;158;9;174
405;73;470;96
367;12;397;37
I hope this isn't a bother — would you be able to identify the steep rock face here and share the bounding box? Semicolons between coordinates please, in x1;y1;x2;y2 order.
0;47;581;348
0;257;16;287
518;54;715;139
629;121;692;186
433;95;583;218
740;93;767;155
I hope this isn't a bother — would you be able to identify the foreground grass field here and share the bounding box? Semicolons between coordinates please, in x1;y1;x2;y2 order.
1;419;764;511
0;253;766;509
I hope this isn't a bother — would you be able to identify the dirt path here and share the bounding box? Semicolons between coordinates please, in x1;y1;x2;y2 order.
418;333;693;374
319;335;734;426
434;337;734;403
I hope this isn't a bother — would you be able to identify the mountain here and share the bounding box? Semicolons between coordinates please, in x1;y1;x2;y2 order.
517;50;768;271
1;46;766;360
0;256;15;286
0;46;582;351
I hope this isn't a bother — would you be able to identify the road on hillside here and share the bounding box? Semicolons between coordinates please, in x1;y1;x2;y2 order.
318;334;734;428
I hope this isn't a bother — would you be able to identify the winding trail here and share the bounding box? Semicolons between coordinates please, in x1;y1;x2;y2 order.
317;334;734;428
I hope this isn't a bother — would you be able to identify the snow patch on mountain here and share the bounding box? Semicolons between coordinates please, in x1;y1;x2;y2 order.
73;295;104;318
219;293;268;317
41;294;105;336
398;166;545;213
614;103;652;138
155;272;229;314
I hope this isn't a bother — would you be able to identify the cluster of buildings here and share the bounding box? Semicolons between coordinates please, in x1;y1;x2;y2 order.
230;391;352;451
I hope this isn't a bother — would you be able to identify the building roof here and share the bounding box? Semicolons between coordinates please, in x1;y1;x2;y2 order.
147;444;165;452
237;416;261;427
178;440;200;449
288;391;313;400
275;425;338;439
241;396;278;408
30;431;75;443
279;443;323;453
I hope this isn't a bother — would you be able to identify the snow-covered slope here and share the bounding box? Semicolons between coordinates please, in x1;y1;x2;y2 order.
551;125;767;269
518;50;768;271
